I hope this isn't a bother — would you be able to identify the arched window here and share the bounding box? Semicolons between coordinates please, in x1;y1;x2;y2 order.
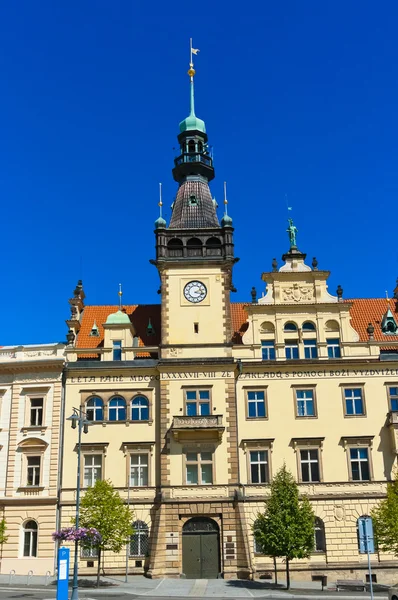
86;397;103;422
188;140;196;153
284;322;298;332
206;237;222;256
167;239;183;258
314;517;326;552
108;397;126;422
130;520;149;557
23;520;38;557
302;321;316;332
198;141;203;153
357;516;375;553
131;396;149;421
187;238;203;257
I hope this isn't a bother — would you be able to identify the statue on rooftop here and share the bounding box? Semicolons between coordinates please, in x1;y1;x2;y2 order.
287;218;298;248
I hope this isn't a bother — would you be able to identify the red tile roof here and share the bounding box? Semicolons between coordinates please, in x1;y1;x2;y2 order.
75;298;398;351
346;298;398;343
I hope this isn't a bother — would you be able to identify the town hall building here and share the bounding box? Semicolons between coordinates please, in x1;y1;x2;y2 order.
5;55;398;582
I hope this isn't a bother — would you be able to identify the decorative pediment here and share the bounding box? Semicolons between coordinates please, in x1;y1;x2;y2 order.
18;437;48;450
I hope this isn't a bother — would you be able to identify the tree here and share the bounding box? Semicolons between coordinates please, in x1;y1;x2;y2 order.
0;519;8;545
253;464;315;589
78;480;134;586
371;470;398;554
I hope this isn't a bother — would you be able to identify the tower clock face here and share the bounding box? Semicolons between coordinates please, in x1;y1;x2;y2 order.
184;280;207;303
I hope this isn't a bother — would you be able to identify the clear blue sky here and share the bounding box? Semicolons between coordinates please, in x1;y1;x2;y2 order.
1;1;398;345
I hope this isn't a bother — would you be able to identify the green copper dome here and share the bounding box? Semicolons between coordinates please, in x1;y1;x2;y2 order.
221;214;233;227
105;310;131;325
179;113;206;134
154;215;166;229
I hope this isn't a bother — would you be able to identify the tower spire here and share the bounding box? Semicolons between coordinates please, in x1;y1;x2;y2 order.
223;181;228;216
118;283;123;310
188;38;199;117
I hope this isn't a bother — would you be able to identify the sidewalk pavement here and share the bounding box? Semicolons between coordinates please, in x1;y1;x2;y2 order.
0;573;390;598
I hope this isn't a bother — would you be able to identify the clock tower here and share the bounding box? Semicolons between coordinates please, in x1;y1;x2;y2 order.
153;54;237;359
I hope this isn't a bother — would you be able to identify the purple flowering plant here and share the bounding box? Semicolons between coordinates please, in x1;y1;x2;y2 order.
52;527;101;547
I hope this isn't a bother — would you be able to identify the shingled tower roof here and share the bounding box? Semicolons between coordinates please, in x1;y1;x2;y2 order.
169;178;220;229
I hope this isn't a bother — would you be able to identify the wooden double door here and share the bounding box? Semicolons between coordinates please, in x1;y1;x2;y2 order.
182;518;220;579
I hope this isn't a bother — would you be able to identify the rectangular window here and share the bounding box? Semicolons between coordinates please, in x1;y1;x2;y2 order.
185;390;210;416
344;388;365;416
388;386;398;411
350;448;370;481
327;338;341;358
185;451;213;485
130;454;148;487
295;389;316;417
304;339;318;359
84;454;102;487
113;340;122;361
250;450;269;484
27;456;41;486
254;537;265;554
81;544;99;558
30;398;43;426
300;449;320;482
261;340;276;360
285;342;299;360
247;390;266;418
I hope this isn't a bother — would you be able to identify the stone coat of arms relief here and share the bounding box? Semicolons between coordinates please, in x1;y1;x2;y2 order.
282;283;314;302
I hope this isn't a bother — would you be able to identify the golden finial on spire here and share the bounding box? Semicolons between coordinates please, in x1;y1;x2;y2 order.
188;38;199;78
158;183;163;217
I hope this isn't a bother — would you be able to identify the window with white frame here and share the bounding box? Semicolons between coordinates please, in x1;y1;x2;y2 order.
285;341;299;360
86;397;104;422
185;451;213;485
388;386;398;411
81;544;99;558
23;520;38;557
304;339;318;359
30;398;43;426
108;396;126;421
327;338;341;358
131;396;149;421
130;520;149;556
344;388;365;416
350;447;370;481
185;390;210;416
295;389;316;417
27;456;41;486
247;390;267;418
300;449;320;482
84;454;102;487
130;454;149;487
261;340;276;360
249;450;269;484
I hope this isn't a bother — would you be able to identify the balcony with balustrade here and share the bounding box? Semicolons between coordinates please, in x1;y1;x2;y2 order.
171;415;224;442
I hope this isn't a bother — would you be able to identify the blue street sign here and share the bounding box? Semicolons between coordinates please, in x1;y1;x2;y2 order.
56;547;70;600
358;516;375;554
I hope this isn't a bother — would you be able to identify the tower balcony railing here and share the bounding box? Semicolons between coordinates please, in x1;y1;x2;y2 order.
174;152;213;168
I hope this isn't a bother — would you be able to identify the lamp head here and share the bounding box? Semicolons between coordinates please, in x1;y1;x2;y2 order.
67;413;79;430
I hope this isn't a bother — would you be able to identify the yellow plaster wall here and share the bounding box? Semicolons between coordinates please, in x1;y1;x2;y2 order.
164;267;226;346
237;365;396;483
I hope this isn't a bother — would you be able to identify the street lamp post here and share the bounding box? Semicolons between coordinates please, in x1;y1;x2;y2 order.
67;408;90;600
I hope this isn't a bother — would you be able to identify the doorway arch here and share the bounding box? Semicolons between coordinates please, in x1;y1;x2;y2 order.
182;517;220;579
